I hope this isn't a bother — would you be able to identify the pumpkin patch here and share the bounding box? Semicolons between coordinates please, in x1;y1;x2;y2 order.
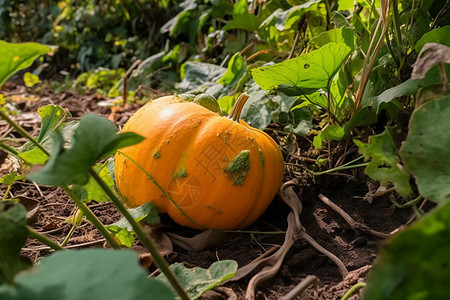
114;94;284;230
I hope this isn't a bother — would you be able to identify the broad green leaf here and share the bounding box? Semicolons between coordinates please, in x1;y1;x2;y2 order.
178;62;226;92
313;125;346;148
415;25;450;52
81;162;115;203
400;95;450;204
337;0;354;10
216;53;246;87
361;64;450;113
19;105;72;165
0;202;31;284
260;0;320;32
106;202;160;247
158;260;237;299
252;43;352;95
217;95;235;114
283;108;313;136
106;225;135;247
354;129;413;197
23;72;39;87
27;114;144;186
362;202;450;300
0;40;51;86
222;0;258;31
240;83;274;129
309;27;354;50
0;249;175;300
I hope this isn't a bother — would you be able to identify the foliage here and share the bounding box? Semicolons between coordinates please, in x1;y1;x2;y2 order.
0;41;51;86
1;0;450;298
400;94;450;204
157;260;238;299
0;202;30;284
0;0;177;71
0;247;175;300
362;202;450;299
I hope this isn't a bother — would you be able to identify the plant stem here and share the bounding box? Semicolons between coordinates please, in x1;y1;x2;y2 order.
391;0;403;54
0;110;50;156
27;226;65;251
0;142;20;156
61;224;77;247
88;167;190;300
61;185;121;249
311;156;367;175
2;185;12;201
341;282;367;300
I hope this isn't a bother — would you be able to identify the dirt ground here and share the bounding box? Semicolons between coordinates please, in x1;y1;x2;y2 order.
0;83;419;299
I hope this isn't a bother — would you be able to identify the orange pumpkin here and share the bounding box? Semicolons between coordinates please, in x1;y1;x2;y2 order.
114;94;284;230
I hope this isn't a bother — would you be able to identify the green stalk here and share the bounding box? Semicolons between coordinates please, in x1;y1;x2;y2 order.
391;0;403;53
61;225;77;247
0;142;20;156
312;156;367;175
0;110;49;156
2;185;12;201
341;282;367;300
0;108;121;249
27;226;65;251
88;168;190;300
312;163;368;175
61;185;121;249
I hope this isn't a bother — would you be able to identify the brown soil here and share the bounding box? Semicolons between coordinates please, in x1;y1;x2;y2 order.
1;83;418;299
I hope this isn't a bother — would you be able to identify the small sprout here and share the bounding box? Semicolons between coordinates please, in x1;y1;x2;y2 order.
153;149;161;159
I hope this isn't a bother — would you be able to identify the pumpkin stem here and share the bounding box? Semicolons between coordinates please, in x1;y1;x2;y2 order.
227;93;249;122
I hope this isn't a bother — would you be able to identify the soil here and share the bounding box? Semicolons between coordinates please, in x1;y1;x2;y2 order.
1;83;419;299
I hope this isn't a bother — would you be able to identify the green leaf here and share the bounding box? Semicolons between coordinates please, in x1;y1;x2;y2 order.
217;95;235;114
361;65;450;113
415;25;450;52
106;225;135;247
337;0;354;10
27;114;144;186
313;125;346;148
0;202;31;284
222;0;258;31
400;95;450;204
362;202;450;300
217;53;247;87
309;27;355;50
178;62;226;93
81;162;115;202
283;107;313;136
106;202;160;247
158;260;237;299
252;43;352;95
19;105;72;165
240;85;274;129
23;72;39;87
260;0;320;32
0;249;175;300
354;129;413;197
0;172;23;185
0;40;51;86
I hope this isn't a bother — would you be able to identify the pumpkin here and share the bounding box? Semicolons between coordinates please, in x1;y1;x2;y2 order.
114;93;284;230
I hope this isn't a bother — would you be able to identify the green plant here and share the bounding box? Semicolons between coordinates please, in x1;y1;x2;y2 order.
0;40;238;300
